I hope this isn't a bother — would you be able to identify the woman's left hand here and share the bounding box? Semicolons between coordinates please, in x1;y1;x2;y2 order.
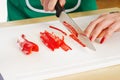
84;12;120;44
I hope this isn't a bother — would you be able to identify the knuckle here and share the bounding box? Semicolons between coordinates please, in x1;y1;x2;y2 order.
90;20;96;25
105;30;111;36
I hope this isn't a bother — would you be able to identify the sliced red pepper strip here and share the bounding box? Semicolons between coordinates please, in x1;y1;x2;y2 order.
69;34;86;47
63;21;78;37
49;26;67;36
61;41;72;51
17;34;39;55
40;31;71;51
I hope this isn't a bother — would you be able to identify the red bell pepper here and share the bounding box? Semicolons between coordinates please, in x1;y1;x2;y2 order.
49;25;67;36
63;21;78;37
17;34;39;55
60;41;72;51
62;21;86;47
40;31;71;51
69;34;86;47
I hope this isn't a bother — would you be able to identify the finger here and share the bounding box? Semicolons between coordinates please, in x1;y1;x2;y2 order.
48;0;58;11
95;28;107;44
97;28;108;38
108;20;120;33
116;28;120;32
41;0;44;5
90;19;114;41
84;16;105;37
100;20;120;44
59;0;66;7
43;0;50;11
115;19;120;32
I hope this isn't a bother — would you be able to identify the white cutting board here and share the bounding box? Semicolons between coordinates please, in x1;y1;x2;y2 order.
0;14;120;80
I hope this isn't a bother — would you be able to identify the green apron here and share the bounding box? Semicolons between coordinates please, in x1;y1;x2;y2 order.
7;0;97;21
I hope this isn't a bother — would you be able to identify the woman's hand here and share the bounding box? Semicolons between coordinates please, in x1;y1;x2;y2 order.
41;0;66;11
84;13;120;44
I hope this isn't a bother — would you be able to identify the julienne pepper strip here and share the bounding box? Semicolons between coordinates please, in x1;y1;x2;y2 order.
49;25;67;36
40;30;72;51
60;41;72;51
69;34;86;47
62;21;78;37
17;34;39;55
62;21;86;47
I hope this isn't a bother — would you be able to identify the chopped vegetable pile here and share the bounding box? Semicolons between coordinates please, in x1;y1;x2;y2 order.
17;34;39;55
40;31;72;51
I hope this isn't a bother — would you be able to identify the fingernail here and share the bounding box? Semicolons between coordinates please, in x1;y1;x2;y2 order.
89;36;92;41
100;37;106;44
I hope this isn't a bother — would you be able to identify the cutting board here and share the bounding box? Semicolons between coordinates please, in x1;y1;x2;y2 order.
0;14;120;80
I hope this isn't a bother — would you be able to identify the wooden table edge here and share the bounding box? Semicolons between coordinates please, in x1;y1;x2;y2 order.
0;7;120;27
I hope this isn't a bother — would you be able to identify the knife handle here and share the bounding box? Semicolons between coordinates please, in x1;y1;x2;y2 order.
55;1;64;17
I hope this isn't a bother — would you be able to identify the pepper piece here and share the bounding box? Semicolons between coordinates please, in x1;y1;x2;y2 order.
40;31;71;51
63;21;78;37
17;34;39;55
49;25;67;36
69;34;86;47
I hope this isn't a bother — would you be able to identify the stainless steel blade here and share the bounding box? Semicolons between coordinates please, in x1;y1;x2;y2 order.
59;11;96;51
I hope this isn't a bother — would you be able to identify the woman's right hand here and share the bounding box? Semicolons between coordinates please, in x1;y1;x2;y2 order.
41;0;66;11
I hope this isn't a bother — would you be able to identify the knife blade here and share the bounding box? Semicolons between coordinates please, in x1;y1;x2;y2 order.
55;1;96;51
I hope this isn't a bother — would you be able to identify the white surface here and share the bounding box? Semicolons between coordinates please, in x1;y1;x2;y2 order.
0;0;7;22
0;15;120;80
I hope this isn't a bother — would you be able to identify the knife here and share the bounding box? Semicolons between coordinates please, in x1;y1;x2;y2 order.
55;1;96;51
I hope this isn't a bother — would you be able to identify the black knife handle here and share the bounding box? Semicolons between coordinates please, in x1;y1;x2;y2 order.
55;1;64;17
